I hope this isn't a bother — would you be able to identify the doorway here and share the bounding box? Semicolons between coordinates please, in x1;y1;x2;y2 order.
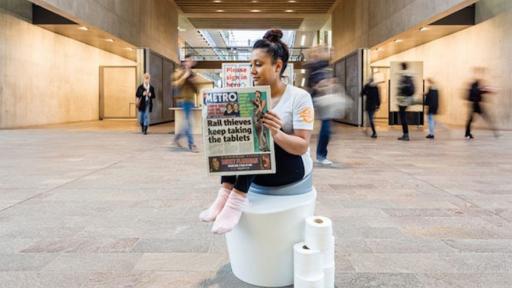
99;66;137;119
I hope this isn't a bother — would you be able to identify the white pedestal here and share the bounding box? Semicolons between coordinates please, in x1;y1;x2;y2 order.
226;188;317;287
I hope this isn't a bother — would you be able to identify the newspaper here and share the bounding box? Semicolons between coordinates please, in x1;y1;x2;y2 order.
202;86;276;176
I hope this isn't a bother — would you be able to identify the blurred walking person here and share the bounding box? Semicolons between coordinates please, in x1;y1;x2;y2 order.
424;78;439;139
305;46;334;165
361;78;381;138
465;67;499;139
172;54;199;152
136;73;155;135
397;62;416;141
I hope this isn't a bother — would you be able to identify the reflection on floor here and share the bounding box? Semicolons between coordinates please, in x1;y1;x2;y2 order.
24;119;175;134
0;121;511;287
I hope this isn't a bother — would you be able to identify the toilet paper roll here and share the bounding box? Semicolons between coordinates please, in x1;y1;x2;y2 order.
305;217;334;266
305;216;333;251
323;236;335;267
323;265;335;288
294;273;325;288
294;242;324;279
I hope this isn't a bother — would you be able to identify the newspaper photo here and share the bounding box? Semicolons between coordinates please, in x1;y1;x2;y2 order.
202;86;276;176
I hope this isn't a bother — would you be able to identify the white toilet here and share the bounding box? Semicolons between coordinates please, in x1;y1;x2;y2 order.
225;175;316;287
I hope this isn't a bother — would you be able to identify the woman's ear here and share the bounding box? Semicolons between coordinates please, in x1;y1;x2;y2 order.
275;59;283;74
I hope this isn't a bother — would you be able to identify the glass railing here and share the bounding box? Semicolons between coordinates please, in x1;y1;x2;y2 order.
180;47;309;62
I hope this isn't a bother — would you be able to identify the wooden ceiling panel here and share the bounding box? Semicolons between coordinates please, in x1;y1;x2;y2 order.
175;0;336;14
188;18;304;29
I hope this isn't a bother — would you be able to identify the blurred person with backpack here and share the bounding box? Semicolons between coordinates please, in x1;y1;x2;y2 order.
397;62;415;141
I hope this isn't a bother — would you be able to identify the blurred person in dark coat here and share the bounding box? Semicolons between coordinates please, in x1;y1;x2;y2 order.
465;67;499;139
361;78;381;138
424;78;439;139
136;73;155;135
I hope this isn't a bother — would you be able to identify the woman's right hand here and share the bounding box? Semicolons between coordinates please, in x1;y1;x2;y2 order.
262;111;282;137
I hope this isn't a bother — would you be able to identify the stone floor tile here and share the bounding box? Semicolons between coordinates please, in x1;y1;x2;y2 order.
437;253;512;273
0;254;58;271
0;238;34;254
348;253;457;273
418;273;512;288
134;253;228;272
336;273;425;288
365;239;457;253
0;272;90;288
442;239;512;253
131;238;210;253
42;254;142;272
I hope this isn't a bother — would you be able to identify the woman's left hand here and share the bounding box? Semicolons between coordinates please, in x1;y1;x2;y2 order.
262;111;282;136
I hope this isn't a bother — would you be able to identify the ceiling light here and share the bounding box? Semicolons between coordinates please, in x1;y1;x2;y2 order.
104;38;114;42
251;0;258;2
78;26;88;31
216;9;224;12
285;10;294;13
300;35;306;46
289;0;297;2
213;0;222;2
394;39;403;44
420;27;429;32
301;69;306;74
250;9;261;12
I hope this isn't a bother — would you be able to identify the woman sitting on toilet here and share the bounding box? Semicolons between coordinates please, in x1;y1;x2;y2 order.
200;29;315;234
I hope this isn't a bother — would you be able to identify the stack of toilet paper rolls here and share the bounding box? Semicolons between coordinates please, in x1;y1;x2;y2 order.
294;216;335;288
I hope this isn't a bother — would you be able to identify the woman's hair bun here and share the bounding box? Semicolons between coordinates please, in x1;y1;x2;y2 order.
263;29;283;43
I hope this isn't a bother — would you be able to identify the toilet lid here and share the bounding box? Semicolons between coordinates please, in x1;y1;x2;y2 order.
249;173;313;196
244;187;316;214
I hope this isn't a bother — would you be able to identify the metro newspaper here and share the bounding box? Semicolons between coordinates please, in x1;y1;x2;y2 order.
202;86;276;176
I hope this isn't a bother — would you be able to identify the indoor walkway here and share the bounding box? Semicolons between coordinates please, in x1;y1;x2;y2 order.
1;121;511;287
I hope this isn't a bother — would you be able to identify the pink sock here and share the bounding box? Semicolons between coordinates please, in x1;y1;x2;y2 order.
211;191;248;234
199;187;231;222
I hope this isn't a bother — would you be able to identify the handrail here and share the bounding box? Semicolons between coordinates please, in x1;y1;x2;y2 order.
180;46;309;62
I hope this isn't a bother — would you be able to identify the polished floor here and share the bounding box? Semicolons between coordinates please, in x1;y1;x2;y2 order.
0;120;511;287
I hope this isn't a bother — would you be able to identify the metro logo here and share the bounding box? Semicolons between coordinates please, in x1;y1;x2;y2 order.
205;92;239;104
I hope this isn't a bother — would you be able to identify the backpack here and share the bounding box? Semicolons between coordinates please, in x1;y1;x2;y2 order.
400;75;415;97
